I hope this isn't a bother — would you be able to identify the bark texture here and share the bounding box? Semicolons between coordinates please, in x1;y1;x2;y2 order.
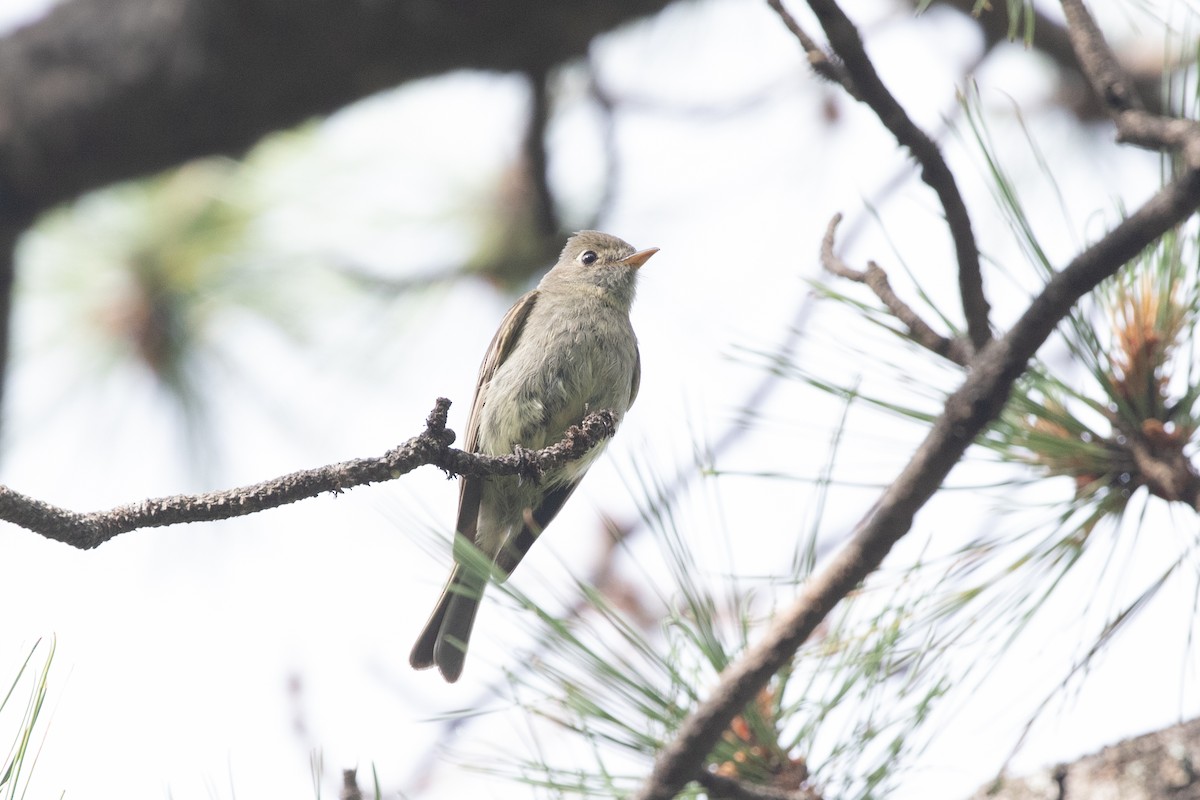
0;0;671;225
969;716;1200;800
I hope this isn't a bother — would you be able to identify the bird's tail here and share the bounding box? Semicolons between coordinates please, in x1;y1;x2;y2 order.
409;564;486;683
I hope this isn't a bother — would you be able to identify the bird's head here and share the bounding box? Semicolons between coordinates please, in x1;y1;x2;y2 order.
540;230;658;310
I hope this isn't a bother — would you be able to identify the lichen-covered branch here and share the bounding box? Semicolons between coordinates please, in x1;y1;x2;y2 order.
0;398;618;551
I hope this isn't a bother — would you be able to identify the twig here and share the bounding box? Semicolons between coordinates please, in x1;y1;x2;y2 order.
764;0;856;94
631;125;1200;800
0;398;619;550
796;0;992;354
635;169;1200;800
633;8;1200;799
821;214;972;366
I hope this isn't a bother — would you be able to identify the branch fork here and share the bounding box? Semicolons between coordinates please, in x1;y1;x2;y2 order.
632;2;1200;798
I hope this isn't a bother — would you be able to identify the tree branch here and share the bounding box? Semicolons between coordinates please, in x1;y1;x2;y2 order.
790;0;991;354
1122;421;1200;508
0;0;674;428
633;161;1200;800
0;0;673;226
1059;0;1143;115
763;0;856;94
968;714;1200;799
821;213;972;366
0;398;619;551
631;9;1200;799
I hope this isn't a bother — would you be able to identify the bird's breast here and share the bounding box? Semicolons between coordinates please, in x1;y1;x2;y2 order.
477;300;637;462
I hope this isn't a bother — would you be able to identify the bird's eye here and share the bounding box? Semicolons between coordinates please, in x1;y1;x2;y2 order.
580;250;598;266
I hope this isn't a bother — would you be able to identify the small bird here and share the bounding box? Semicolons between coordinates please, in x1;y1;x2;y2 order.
410;231;658;682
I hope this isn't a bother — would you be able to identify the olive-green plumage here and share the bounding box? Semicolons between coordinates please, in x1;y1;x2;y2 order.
409;231;657;682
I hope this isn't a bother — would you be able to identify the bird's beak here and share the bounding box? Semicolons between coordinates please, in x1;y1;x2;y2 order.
620;247;659;269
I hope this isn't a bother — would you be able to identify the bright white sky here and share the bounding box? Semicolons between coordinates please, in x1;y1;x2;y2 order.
0;1;1197;798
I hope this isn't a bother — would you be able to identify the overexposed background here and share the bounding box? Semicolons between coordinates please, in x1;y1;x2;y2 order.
1;1;1197;798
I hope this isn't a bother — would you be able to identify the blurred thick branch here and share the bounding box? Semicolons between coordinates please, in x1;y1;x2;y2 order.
1061;0;1200;163
927;1;1167;119
0;0;672;418
634;1;1200;797
969;715;1200;799
1122;422;1200;508
0;398;619;550
0;0;671;226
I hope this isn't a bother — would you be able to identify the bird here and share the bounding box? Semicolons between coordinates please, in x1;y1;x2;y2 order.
409;230;658;682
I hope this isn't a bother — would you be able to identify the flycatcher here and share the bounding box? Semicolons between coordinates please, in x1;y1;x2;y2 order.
410;230;658;682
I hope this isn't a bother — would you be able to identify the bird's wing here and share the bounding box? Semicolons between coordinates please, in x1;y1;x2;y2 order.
629;345;641;408
454;289;540;546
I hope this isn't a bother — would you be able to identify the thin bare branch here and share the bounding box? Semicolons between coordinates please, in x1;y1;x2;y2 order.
764;0;856;94
821;214;972;366
791;0;991;354
631;7;1200;799
632;166;1200;800
0;398;618;551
